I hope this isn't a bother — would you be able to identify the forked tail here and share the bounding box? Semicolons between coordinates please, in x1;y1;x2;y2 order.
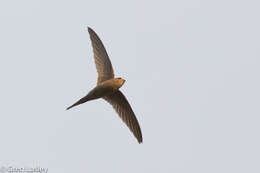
66;95;91;110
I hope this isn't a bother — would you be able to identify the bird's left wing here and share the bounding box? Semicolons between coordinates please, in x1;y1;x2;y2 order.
88;27;114;84
103;91;143;143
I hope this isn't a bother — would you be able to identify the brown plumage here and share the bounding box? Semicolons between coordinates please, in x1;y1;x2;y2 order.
67;27;143;143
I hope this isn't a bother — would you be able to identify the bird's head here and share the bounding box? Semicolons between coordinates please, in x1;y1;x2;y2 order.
114;77;126;88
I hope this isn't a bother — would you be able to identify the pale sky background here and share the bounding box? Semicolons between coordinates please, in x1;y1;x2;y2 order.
0;0;259;172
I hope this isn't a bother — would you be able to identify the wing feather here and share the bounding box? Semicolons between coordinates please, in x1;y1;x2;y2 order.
88;27;114;84
103;91;143;143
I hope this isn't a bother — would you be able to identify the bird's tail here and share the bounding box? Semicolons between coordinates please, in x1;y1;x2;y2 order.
66;95;91;110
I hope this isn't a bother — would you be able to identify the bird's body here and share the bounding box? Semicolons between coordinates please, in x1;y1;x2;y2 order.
67;78;125;110
67;27;143;143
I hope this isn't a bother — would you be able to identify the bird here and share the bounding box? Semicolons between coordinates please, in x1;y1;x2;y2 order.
66;27;143;143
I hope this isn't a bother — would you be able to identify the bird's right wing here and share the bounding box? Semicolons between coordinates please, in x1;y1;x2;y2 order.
103;91;143;143
88;27;114;84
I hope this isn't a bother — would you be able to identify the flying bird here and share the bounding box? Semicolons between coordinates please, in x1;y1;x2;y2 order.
67;27;143;143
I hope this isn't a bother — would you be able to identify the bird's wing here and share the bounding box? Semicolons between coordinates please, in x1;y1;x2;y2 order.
103;91;143;143
88;27;114;84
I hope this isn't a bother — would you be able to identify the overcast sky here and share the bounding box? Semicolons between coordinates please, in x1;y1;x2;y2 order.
0;0;259;172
